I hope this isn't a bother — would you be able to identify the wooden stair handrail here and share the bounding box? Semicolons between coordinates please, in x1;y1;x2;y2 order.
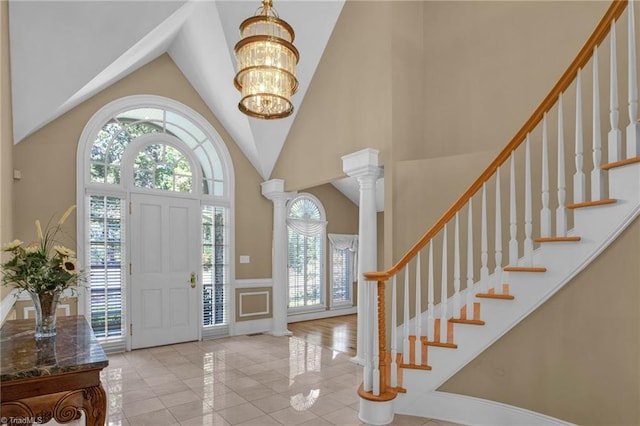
364;0;628;282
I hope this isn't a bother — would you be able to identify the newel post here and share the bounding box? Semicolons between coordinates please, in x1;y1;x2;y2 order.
261;179;295;336
342;149;382;369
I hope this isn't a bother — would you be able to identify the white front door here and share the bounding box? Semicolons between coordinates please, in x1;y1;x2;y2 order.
130;193;200;349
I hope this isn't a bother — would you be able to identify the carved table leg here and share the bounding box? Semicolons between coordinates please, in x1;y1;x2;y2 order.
83;385;107;426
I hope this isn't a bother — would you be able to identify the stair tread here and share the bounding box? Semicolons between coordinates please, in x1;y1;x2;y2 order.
566;198;616;209
422;340;458;349
476;293;515;300
535;236;581;243
449;318;485;325
400;363;432;370
503;266;547;272
601;155;640;170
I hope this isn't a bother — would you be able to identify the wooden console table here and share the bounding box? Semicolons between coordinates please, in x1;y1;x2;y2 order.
0;315;109;425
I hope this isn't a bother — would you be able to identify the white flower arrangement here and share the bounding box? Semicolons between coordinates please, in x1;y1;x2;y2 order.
1;205;83;296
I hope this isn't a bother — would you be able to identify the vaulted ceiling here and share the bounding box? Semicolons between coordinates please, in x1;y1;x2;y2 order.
8;0;345;181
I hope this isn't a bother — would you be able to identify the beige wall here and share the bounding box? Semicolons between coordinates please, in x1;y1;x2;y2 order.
411;1;609;161
305;183;359;235
0;0;14;304
272;1;393;191
12;54;273;280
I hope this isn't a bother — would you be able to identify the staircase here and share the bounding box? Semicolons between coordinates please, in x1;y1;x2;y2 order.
357;1;640;425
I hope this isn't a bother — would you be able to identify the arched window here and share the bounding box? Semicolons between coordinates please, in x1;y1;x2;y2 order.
77;96;234;351
87;105;226;196
286;195;326;310
132;143;193;192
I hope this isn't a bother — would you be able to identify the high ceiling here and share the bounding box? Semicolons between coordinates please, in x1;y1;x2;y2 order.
8;0;345;181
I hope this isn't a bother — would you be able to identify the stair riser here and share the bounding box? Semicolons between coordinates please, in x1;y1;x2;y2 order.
607;159;640;201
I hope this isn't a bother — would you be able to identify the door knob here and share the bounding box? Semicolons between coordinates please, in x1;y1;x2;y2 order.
190;272;197;288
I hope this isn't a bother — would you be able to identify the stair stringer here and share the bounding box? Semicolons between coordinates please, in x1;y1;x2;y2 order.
393;163;640;422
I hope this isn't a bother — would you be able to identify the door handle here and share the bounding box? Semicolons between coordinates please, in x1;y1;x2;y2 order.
190;272;197;288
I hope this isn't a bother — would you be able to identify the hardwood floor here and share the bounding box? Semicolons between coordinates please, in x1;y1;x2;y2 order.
288;314;357;356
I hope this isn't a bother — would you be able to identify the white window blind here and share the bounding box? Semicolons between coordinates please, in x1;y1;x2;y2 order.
328;234;357;307
89;195;124;339
202;205;228;326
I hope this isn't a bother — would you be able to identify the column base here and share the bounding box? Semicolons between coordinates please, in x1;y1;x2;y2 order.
359;396;395;425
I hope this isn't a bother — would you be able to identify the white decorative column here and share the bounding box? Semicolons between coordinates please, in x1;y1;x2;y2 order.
342;148;381;367
261;179;294;336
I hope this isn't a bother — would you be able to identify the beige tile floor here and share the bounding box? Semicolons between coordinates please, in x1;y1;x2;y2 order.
102;334;461;426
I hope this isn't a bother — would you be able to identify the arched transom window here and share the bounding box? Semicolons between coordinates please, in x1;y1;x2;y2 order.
133;143;193;192
89;107;225;197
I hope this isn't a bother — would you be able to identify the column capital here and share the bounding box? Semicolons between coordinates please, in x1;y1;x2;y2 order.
261;179;295;203
342;148;382;179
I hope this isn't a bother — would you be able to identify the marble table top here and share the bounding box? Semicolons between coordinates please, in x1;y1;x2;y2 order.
0;315;109;382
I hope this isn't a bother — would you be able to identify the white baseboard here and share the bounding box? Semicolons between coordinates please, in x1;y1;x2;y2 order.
232;317;273;336
395;391;574;426
288;306;357;323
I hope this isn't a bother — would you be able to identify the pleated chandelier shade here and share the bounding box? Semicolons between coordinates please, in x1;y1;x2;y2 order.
234;0;299;119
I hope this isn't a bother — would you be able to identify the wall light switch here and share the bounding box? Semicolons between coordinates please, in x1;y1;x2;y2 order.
13;169;22;180
239;255;250;264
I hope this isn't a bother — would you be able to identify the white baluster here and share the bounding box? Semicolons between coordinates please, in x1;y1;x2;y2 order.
480;183;489;292
403;267;410;364
524;135;534;266
541;114;551;237
610;19;622;163
440;225;448;343
414;253;422;366
509;151;518;265
574;68;586;203
494;169;503;289
363;280;372;392
372;288;380;396
557;93;568;237
628;0;640;158
427;241;434;342
593;46;605;201
453;213;461;317
466;200;474;319
390;274;397;388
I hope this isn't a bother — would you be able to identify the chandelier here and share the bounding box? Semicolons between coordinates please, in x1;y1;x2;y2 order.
234;0;299;119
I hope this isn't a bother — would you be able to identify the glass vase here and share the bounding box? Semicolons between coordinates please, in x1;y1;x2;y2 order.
28;290;61;339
